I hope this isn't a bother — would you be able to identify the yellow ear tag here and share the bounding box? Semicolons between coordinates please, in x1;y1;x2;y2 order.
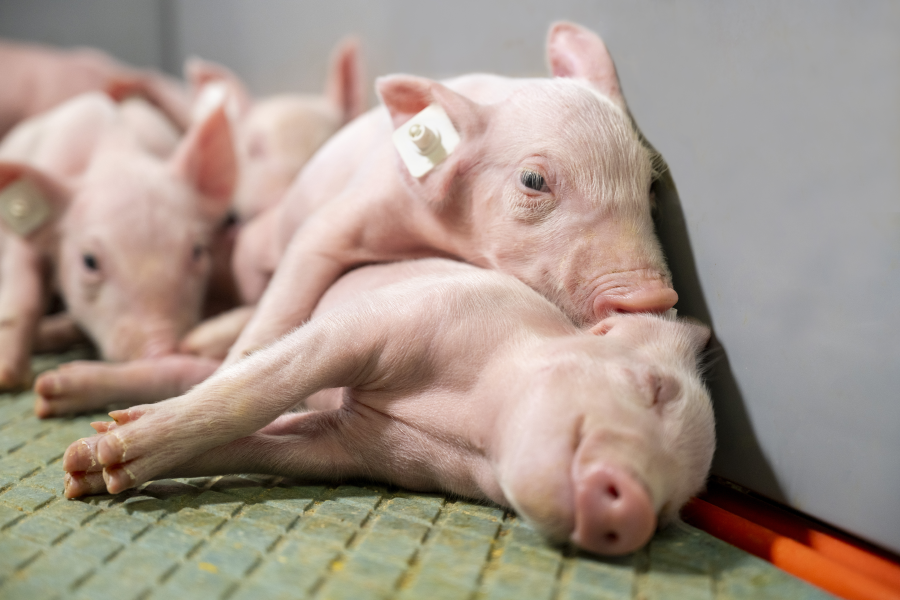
0;178;51;237
392;104;460;178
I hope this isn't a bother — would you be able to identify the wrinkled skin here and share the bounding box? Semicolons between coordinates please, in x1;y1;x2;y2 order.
0;39;190;139
0;92;237;391
226;22;678;367
63;258;715;556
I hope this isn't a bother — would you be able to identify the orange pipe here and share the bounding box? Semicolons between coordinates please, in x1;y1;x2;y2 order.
701;486;900;590
681;498;900;600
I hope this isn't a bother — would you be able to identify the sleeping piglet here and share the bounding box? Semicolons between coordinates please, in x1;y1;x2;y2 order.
62;258;715;556
0;92;236;390
225;21;679;365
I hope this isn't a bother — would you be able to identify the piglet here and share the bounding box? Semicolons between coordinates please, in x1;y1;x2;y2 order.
0;39;190;139
225;22;678;366
0;92;236;391
185;38;365;222
27;41;366;411
63;258;714;556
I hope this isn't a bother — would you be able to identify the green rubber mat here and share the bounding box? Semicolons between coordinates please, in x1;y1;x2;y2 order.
0;353;835;600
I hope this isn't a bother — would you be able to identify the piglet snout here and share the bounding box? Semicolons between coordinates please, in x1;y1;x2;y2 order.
592;284;678;319
571;463;656;555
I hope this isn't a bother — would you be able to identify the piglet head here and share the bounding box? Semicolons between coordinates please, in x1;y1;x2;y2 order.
379;22;677;327
54;104;236;361
499;314;714;555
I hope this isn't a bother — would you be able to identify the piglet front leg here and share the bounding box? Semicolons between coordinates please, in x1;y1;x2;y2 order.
63;305;386;495
0;240;44;389
224;209;357;366
64;411;360;497
34;355;220;418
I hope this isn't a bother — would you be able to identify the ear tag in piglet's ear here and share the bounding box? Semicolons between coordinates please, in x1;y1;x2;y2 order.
0;178;51;237
392;104;460;178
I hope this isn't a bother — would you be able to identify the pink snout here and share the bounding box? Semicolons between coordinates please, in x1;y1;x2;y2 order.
593;284;678;319
571;463;657;555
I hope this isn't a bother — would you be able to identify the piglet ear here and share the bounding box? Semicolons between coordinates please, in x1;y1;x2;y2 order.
169;104;237;221
378;75;485;133
106;72;192;131
377;75;435;130
326;38;366;124
378;75;486;203
0;162;71;242
184;57;253;121
546;22;626;109
682;318;712;358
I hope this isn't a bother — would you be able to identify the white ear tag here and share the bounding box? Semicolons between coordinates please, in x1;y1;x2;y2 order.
392;104;460;178
0;178;51;237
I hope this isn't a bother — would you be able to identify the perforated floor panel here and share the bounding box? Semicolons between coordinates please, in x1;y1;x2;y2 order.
0;352;835;599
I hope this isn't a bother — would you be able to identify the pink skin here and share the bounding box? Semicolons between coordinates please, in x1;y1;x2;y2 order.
63;258;714;556
225;22;677;366
186;38;365;222
28;42;365;413
0;39;190;139
32;312;89;354
0;92;237;391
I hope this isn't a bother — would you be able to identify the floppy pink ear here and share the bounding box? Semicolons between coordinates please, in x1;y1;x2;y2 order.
0;162;71;243
169;104;237;221
377;75;487;204
326;38;366;124
546;22;626;108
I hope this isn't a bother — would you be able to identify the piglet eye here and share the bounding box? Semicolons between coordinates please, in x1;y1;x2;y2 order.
520;170;547;192
83;254;99;271
192;245;205;261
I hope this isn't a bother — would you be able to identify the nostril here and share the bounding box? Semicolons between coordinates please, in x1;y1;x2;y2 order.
571;463;657;556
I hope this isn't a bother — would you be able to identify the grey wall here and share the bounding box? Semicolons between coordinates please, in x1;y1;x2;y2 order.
1;0;898;554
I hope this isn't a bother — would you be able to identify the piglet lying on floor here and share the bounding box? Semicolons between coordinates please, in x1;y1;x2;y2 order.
0;92;236;391
225;21;679;366
63;258;714;556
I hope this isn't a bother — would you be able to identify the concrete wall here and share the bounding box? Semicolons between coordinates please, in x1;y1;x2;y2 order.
2;0;898;554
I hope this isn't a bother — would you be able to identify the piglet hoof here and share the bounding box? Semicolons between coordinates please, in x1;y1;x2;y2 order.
33;366;89;418
63;436;103;473
64;471;107;499
33;362;128;418
62;417;144;497
62;435;109;498
0;362;31;392
73;401;198;494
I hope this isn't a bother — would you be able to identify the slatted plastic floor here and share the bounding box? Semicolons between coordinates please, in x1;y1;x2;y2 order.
0;352;835;600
